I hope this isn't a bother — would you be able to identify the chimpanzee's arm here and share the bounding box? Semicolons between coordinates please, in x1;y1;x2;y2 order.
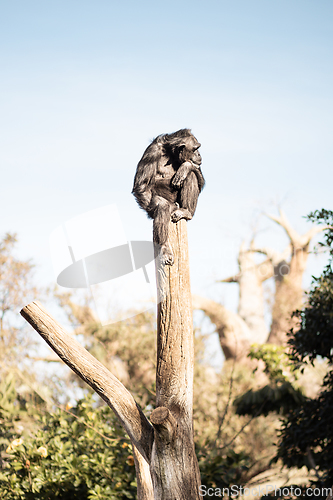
171;161;205;191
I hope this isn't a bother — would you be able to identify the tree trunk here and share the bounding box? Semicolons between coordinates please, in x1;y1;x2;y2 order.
220;242;272;344
268;251;305;345
151;219;201;499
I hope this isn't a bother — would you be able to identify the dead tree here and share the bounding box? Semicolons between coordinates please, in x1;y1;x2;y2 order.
256;209;328;345
21;219;201;500
194;211;329;359
193;241;273;361
220;240;274;344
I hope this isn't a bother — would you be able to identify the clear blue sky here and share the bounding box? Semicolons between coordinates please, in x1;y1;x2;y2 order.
1;0;333;317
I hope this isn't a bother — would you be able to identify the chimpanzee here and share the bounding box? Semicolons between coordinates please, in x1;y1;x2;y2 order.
132;129;205;265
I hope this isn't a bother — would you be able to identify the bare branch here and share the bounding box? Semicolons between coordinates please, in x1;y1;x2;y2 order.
192;294;251;360
20;301;153;463
132;445;154;500
265;209;300;244
300;224;331;248
252;245;291;266
255;258;275;282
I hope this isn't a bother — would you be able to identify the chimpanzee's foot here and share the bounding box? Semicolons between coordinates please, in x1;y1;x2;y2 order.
171;208;193;223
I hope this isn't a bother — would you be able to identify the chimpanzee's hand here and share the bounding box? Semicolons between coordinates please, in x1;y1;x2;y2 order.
171;161;192;188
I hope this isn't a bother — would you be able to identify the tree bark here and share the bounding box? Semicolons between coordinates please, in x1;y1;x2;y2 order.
151;219;201;499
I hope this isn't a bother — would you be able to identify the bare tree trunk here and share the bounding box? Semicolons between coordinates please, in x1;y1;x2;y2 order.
220;241;273;344
193;241;273;361
151;219;201;499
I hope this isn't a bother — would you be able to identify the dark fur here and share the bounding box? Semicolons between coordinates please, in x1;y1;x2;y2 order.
132;129;205;265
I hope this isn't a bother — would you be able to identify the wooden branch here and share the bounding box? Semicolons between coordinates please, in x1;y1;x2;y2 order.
220;257;274;284
132;445;154;500
300;224;331;248
256;258;275;282
218;274;240;283
192;294;252;360
266;209;330;249
251;245;290;266
266;209;300;244
20;301;153;464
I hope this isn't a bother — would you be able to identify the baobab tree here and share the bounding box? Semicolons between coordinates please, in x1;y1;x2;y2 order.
194;210;328;359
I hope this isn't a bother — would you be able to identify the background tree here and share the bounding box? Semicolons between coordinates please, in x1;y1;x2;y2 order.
194;210;327;360
233;210;333;497
255;210;328;345
276;209;333;495
0;233;39;373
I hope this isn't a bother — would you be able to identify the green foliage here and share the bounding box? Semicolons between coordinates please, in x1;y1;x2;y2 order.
0;375;24;458
249;344;296;383
234;345;305;417
289;210;333;366
277;210;333;490
198;445;250;491
234;382;306;417
277;371;333;472
0;393;136;499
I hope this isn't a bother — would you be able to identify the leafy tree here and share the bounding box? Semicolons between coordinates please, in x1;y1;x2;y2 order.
234;344;306;416
233;210;333;496
0;233;39;373
276;210;333;493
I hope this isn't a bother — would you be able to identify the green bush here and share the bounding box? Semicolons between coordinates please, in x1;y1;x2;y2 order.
0;393;136;500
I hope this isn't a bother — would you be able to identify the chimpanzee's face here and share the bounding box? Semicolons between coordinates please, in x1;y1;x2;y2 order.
188;137;202;166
